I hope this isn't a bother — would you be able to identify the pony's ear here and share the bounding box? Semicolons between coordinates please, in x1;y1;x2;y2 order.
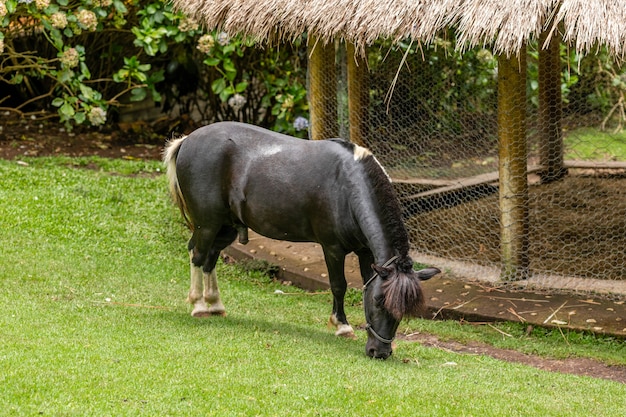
415;267;441;281
371;264;392;279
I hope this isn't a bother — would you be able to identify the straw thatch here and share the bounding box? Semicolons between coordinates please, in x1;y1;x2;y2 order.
173;0;626;58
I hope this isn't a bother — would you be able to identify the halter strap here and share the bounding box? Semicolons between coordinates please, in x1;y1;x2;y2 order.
363;255;399;289
362;255;400;345
365;323;395;344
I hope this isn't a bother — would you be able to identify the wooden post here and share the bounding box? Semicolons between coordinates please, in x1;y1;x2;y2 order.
538;31;566;182
347;43;369;147
308;36;338;140
498;51;529;281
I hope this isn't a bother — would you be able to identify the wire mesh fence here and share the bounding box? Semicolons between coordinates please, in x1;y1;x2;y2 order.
317;39;626;289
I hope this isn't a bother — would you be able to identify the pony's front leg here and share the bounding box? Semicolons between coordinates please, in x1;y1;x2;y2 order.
324;248;355;338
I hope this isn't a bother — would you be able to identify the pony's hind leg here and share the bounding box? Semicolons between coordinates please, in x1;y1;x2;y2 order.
188;249;212;317
187;226;237;317
202;250;226;316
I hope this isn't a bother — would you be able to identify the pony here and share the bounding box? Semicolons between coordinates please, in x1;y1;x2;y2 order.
163;122;439;359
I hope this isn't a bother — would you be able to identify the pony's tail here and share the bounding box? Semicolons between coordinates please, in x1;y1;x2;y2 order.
163;136;193;231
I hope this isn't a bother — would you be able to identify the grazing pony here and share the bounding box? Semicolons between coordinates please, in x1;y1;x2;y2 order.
164;122;439;359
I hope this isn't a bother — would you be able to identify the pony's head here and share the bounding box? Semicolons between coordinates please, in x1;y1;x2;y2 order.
362;257;440;359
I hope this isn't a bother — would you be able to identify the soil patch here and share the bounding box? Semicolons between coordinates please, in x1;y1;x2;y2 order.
0;116;165;160
406;174;626;281
398;332;626;384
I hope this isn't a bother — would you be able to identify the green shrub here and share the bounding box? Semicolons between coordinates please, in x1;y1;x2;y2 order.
0;0;309;135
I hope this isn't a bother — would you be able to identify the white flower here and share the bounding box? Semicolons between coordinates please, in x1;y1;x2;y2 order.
88;107;107;125
178;16;199;33
0;2;7;18
228;94;246;112
35;0;50;10
76;9;98;31
216;32;230;46
0;39;4;55
293;116;309;132
50;12;68;29
60;48;80;68
196;34;215;54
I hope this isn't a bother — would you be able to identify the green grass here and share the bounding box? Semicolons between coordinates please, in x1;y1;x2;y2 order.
564;127;626;160
1;157;625;416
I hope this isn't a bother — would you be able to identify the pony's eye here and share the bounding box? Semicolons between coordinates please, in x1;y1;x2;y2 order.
374;294;385;307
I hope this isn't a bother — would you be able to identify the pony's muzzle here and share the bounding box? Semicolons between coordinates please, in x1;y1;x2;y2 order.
365;339;393;359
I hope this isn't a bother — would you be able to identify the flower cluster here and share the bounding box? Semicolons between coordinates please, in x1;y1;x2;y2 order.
60;48;79;68
0;2;7;18
0;38;4;55
216;32;230;46
91;0;112;7
87;107;107;125
196;34;214;54
76;9;98;31
178;16;199;33
228;94;246;112
35;0;50;10
50;12;68;29
293;116;309;132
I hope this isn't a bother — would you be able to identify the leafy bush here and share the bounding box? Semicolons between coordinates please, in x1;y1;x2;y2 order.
0;0;309;135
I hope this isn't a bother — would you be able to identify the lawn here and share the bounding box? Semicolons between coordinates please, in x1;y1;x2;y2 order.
564;127;626;161
0;157;624;416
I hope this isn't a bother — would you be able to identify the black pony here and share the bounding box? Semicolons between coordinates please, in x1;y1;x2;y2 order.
164;122;439;359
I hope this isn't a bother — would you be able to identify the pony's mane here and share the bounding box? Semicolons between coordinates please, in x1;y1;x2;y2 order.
359;154;411;264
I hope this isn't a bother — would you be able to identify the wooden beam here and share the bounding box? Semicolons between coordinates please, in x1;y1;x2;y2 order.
498;51;529;281
347;43;369;146
308;36;338;140
539;31;566;182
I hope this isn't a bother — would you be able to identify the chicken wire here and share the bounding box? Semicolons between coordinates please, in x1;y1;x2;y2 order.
315;42;626;291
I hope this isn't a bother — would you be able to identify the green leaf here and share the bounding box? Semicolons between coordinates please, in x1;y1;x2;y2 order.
203;57;220;66
5;0;17;14
130;88;147;102
74;112;86;124
235;81;248;93
51;98;65;107
211;78;226;94
60;102;75;117
113;0;127;13
223;60;236;73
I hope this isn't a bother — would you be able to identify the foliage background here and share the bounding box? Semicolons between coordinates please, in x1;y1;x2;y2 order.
0;0;309;136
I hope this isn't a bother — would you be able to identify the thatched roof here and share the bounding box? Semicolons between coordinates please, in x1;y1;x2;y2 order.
173;0;626;58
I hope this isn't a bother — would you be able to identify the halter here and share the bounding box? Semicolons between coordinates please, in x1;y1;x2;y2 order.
362;255;399;345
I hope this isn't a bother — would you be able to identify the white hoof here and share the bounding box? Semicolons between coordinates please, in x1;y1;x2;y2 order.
208;302;226;316
335;324;356;339
191;303;211;317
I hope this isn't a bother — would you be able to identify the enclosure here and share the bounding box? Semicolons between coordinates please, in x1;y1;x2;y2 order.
313;39;626;291
172;0;626;293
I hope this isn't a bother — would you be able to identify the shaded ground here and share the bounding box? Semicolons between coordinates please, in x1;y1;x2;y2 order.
2;116;625;384
0;116;165;161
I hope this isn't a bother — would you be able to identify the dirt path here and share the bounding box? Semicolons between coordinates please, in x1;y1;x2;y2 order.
398;332;626;384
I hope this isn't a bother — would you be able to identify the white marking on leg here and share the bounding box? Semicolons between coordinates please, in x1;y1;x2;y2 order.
188;250;210;317
205;269;226;316
329;314;355;338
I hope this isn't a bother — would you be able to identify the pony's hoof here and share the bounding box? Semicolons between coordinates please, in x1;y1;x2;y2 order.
191;307;211;318
335;324;356;339
209;309;227;317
